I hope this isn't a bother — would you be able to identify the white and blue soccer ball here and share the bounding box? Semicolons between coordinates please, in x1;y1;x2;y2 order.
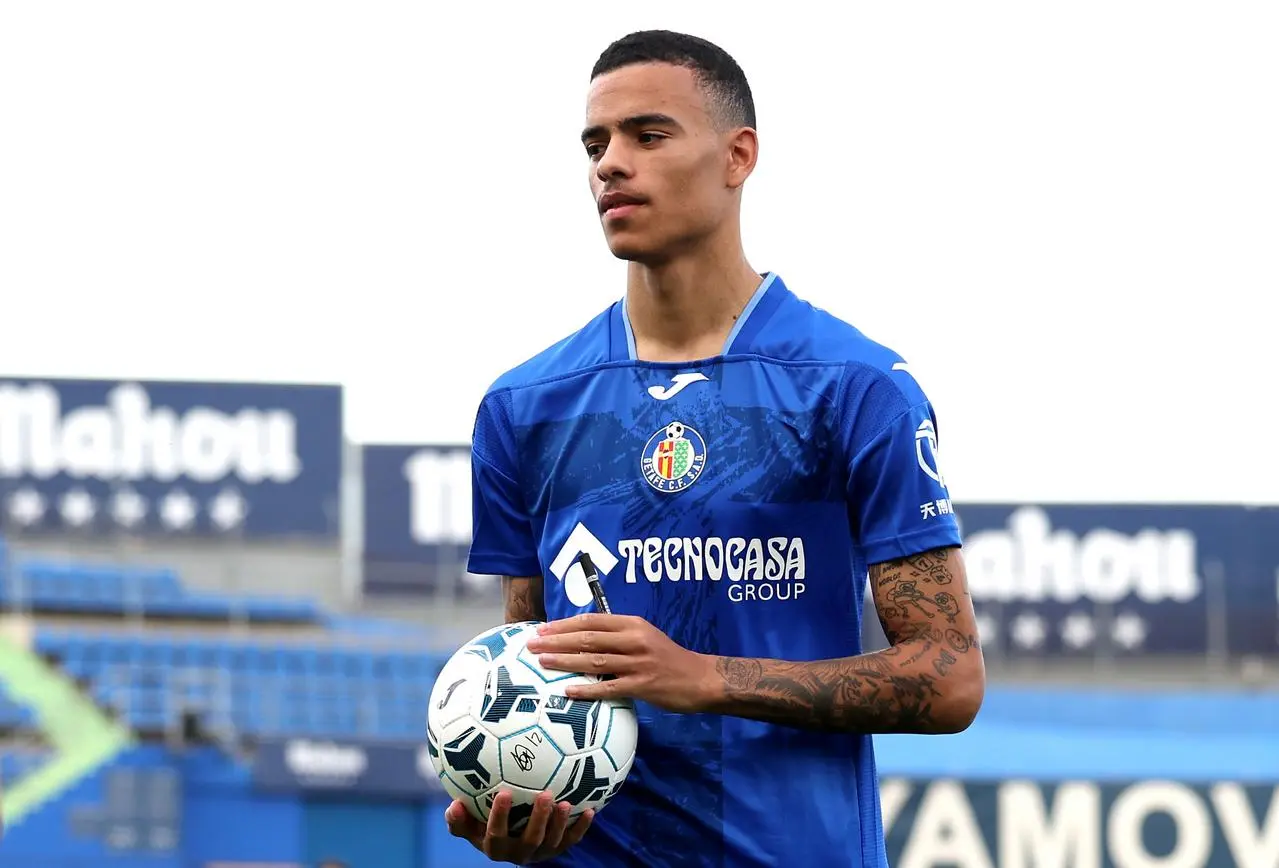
426;622;638;832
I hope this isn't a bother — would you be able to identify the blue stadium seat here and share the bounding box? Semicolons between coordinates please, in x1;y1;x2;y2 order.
36;627;445;741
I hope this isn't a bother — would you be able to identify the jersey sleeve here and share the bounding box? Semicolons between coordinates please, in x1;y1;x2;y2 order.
842;365;962;564
466;389;542;577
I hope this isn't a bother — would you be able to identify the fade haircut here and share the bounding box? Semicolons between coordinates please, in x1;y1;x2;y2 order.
591;30;757;131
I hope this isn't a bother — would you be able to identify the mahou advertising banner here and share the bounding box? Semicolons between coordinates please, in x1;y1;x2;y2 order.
0;377;343;538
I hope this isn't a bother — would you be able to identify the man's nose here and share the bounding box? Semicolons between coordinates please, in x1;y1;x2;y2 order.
595;140;633;182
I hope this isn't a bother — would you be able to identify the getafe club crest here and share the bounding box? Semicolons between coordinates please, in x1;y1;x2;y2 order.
641;421;707;493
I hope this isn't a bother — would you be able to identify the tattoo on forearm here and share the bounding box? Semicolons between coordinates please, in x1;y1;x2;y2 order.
712;655;948;732
873;548;970;644
711;547;982;734
503;576;546;623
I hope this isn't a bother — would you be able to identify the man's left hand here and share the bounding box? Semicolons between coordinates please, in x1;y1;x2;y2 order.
525;614;713;714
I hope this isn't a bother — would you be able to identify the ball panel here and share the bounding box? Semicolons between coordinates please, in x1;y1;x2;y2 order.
437;765;473;805
474;661;546;739
437;715;501;797
601;699;639;772
497;725;565;792
425;719;443;777
463;622;541;665
540;693;610;755
544;749;627;817
428;652;489;730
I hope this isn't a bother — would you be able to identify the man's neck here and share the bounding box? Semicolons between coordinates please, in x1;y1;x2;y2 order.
625;251;764;363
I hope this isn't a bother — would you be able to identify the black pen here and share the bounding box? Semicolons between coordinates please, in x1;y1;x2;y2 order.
577;552;612;614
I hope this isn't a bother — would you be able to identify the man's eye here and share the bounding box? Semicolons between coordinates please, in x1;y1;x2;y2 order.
638;133;663;145
585;143;604;158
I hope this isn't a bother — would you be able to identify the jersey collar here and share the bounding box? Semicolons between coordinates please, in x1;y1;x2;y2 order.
612;272;787;362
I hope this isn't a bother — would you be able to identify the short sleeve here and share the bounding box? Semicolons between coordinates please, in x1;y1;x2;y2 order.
842;366;962;564
466;390;541;577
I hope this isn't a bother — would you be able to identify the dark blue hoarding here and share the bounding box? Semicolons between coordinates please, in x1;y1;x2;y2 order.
361;444;488;596
356;438;1279;657
252;737;443;799
954;504;1279;657
0;377;342;539
883;777;1279;868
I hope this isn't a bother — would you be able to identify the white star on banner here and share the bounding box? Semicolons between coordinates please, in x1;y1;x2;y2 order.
1010;613;1046;650
159;490;197;531
1060;612;1096;649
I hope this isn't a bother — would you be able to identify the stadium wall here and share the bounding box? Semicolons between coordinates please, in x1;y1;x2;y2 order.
0;745;491;868
3;743;1275;868
5;684;1278;867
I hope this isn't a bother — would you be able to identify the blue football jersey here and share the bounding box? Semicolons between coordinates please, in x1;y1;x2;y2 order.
467;273;961;868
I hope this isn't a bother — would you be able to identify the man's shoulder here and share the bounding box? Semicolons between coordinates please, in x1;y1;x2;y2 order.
762;288;924;402
484;303;619;397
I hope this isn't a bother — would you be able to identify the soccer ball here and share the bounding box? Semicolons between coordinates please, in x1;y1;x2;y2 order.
665;422;685;440
425;621;639;833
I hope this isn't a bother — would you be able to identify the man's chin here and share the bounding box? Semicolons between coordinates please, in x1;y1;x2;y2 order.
605;236;661;264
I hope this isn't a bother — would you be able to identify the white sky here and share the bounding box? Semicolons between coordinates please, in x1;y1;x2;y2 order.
1;2;1275;504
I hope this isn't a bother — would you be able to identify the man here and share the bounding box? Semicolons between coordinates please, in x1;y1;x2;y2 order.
447;29;985;867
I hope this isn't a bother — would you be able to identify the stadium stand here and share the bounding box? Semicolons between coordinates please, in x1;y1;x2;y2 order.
0;556;320;623
35;628;438;740
2;536;441;744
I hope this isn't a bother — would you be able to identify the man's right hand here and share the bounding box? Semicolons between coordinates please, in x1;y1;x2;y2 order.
445;789;594;864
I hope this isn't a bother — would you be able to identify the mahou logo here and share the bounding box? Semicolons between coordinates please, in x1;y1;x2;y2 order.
0;382;301;484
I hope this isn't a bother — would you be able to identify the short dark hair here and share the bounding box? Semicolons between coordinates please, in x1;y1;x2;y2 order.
591;30;756;131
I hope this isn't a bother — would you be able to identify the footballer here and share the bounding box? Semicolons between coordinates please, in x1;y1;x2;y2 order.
447;29;986;868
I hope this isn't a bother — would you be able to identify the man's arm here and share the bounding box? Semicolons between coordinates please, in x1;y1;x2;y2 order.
703;546;985;735
504;575;547;623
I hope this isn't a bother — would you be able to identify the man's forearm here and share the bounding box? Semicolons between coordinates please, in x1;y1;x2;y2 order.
702;627;983;735
503;576;547;623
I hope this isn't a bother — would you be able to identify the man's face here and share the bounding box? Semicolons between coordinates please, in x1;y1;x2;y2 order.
583;63;746;263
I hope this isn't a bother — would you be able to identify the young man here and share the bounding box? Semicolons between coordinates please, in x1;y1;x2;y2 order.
447;29;985;867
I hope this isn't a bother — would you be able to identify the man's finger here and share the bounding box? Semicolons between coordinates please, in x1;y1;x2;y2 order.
519;791;555;848
445;800;484;845
485;789;512;848
536;613;629;635
561;809;596;848
528;630;605;654
565;676;626;701
538;652;629;675
528;629;645;655
539;801;573;854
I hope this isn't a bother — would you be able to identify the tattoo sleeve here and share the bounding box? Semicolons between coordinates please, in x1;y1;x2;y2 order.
503;575;547;623
707;546;985;734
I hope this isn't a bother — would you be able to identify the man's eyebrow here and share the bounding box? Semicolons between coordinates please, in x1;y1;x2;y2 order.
580;113;682;143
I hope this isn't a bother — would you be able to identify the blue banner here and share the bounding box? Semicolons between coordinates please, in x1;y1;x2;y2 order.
954;504;1279;657
0;377;342;539
883;777;1279;868
252;738;443;799
361;444;489;597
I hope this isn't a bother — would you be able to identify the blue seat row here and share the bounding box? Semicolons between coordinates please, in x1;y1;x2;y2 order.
0;557;319;622
38;631;442;678
39;629;443;741
92;682;428;740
